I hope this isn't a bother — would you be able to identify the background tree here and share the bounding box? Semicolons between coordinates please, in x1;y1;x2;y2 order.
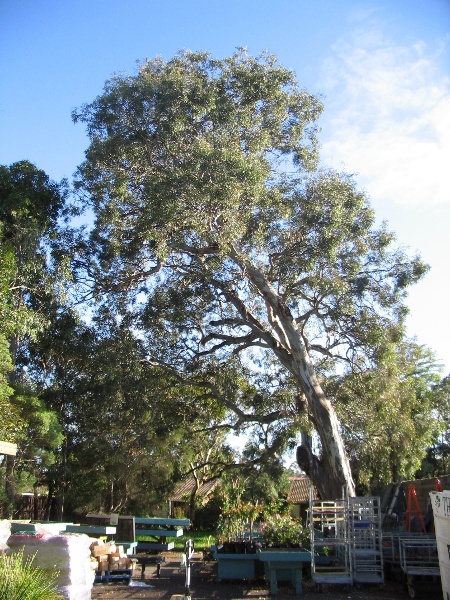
30;307;181;516
0;161;67;369
418;374;450;477
0;161;67;516
327;341;442;494
72;49;427;499
0;242;17;439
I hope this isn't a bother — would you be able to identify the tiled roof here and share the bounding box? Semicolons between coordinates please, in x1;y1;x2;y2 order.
169;477;219;502
287;476;319;504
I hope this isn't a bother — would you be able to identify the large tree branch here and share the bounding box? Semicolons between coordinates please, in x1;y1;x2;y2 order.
140;359;288;426
199;331;267;355
211;280;294;366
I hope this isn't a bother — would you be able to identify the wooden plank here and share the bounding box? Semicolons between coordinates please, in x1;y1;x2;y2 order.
64;524;117;535
0;441;17;456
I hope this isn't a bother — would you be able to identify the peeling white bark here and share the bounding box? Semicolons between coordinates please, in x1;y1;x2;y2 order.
229;246;355;499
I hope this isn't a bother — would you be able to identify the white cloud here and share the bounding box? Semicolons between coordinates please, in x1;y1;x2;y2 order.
317;27;450;207
315;17;450;374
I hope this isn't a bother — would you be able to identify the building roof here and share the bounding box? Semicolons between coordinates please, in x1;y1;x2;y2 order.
287;476;319;504
169;477;219;503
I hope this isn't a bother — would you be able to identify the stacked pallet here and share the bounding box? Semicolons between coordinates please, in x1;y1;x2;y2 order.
90;540;137;583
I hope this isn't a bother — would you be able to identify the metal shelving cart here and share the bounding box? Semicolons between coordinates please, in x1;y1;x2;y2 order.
310;491;353;587
349;496;384;585
399;536;440;598
382;532;435;581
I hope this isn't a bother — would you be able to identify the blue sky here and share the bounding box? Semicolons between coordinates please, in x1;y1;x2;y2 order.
1;0;449;374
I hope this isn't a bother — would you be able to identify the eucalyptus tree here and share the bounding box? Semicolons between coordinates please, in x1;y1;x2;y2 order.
72;49;427;499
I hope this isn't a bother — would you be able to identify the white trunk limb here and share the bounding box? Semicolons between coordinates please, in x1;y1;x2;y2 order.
229;247;355;498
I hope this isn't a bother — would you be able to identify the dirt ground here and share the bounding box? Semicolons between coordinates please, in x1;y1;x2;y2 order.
90;551;441;599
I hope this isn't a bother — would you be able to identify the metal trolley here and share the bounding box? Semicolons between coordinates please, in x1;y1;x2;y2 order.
349;496;384;585
309;491;353;587
310;491;385;589
399;536;440;598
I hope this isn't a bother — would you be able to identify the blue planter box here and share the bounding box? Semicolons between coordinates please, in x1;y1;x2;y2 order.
214;551;258;580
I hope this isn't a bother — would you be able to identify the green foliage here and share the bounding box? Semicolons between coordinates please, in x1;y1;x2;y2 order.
417;374;450;476
215;492;306;548
175;530;215;551
191;492;223;530
0;159;67;412
259;511;306;548
0;240;17;437
0;161;67;349
0;161;64;235
0;50;432;505
12;387;64;466
0;160;70;514
328;341;442;492
0;549;64;600
0;335;15;440
30;307;215;515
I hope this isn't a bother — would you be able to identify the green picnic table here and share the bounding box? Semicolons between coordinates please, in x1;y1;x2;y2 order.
135;517;190;551
64;524;117;536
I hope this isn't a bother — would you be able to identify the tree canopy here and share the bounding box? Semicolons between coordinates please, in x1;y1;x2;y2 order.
328;341;442;493
72;49;428;498
0;161;68;516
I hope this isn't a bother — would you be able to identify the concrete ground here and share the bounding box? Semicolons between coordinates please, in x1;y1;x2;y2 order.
90;551;441;599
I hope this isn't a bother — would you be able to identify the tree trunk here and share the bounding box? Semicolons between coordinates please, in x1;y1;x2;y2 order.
3;455;16;518
290;358;355;499
232;253;356;499
189;490;197;527
44;483;54;521
189;474;201;526
33;482;40;520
